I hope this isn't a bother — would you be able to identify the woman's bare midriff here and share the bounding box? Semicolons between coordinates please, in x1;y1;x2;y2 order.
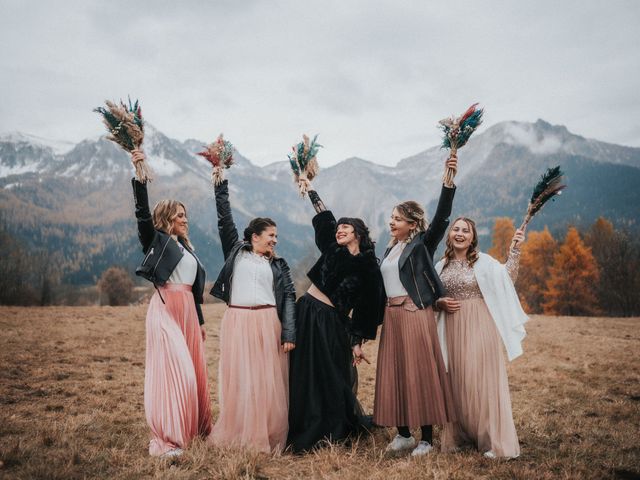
307;283;334;307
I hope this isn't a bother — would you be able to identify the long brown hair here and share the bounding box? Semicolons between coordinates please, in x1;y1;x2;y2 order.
443;217;479;267
388;200;428;247
152;199;194;250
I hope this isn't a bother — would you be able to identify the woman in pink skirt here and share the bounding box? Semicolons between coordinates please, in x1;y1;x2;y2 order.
373;155;458;456
130;150;212;457
435;217;527;458
209;178;296;453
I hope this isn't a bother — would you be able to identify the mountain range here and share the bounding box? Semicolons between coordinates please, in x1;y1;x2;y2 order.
1;119;639;286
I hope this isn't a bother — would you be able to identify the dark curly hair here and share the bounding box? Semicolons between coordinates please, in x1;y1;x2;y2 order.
336;217;376;255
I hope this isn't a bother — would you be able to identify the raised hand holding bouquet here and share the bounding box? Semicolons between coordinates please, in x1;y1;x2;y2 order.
288;134;322;196
197;134;235;186
438;103;484;186
94;98;150;182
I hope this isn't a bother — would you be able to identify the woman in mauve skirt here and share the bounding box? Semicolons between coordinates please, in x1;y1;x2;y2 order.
373;154;458;457
436;217;527;459
208;178;296;453
130;150;212;458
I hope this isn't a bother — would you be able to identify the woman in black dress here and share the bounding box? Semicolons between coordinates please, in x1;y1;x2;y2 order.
287;182;385;453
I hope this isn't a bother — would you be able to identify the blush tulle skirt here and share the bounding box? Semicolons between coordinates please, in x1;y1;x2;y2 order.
144;284;212;456
440;298;520;458
209;306;289;453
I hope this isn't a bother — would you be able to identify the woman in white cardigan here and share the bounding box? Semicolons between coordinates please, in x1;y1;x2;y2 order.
435;217;527;459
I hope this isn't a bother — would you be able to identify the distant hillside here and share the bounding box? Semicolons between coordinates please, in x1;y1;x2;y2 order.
1;119;639;286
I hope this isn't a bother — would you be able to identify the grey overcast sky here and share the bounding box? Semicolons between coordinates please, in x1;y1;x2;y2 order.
1;0;639;166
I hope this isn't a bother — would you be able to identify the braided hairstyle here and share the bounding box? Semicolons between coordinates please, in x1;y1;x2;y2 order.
388;200;427;247
243;217;277;252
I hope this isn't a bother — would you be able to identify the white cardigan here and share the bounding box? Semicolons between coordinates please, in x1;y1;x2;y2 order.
435;252;528;370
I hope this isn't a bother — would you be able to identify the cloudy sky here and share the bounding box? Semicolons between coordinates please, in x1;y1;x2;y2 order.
1;0;639;166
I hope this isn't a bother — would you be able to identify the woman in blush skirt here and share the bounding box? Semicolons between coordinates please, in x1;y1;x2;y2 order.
435;217;527;459
373;155;458;456
130;150;212;457
209;179;296;454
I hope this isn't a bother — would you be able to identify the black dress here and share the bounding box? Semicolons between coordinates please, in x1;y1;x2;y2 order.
287;209;385;452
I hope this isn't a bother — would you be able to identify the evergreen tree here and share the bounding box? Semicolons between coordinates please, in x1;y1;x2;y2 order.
543;227;600;316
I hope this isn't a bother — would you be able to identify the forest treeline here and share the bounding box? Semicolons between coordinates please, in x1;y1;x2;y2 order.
2;217;639;316
489;217;640;317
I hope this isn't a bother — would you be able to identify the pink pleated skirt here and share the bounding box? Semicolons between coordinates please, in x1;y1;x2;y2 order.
441;298;520;458
144;284;212;456
373;296;455;427
210;306;289;453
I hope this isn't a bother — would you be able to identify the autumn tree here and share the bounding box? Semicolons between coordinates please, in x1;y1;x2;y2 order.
542;227;600;316
584;217;640;316
488;217;516;263
516;227;557;313
98;266;135;306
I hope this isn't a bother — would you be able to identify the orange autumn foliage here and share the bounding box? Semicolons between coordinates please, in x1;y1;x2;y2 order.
542;227;600;316
516;227;557;314
488;217;515;263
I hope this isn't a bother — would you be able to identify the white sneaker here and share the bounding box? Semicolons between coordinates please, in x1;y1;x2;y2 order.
411;441;433;456
161;448;184;458
483;450;496;459
385;434;417;452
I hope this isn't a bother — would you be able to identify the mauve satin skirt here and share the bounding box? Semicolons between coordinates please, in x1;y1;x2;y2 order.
144;284;212;456
373;297;455;428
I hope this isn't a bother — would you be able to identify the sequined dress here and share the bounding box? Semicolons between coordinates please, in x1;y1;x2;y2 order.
439;250;521;458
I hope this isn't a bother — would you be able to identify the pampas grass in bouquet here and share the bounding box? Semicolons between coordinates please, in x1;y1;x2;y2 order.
438;103;484;186
94;97;151;182
520;166;566;229
197;134;235;186
288;134;322;196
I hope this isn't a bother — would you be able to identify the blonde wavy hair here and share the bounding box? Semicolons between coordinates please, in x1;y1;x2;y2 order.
442;217;479;267
388;200;428;247
152;199;194;250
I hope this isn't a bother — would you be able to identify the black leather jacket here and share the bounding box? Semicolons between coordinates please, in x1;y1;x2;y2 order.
210;180;296;344
382;185;455;309
131;178;206;325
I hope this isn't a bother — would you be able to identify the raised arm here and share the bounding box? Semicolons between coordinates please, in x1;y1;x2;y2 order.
423;184;456;256
130;151;155;253
213;179;240;260
307;189;327;214
311;209;338;253
505;228;525;283
423;155;458;256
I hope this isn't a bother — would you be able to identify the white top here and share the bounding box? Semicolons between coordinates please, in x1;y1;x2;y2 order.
167;243;198;285
380;242;409;297
230;250;276;306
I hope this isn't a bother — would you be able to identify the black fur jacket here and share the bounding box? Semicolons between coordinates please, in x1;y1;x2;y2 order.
306;210;385;341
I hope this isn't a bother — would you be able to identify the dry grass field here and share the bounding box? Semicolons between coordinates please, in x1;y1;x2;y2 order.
0;305;638;479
